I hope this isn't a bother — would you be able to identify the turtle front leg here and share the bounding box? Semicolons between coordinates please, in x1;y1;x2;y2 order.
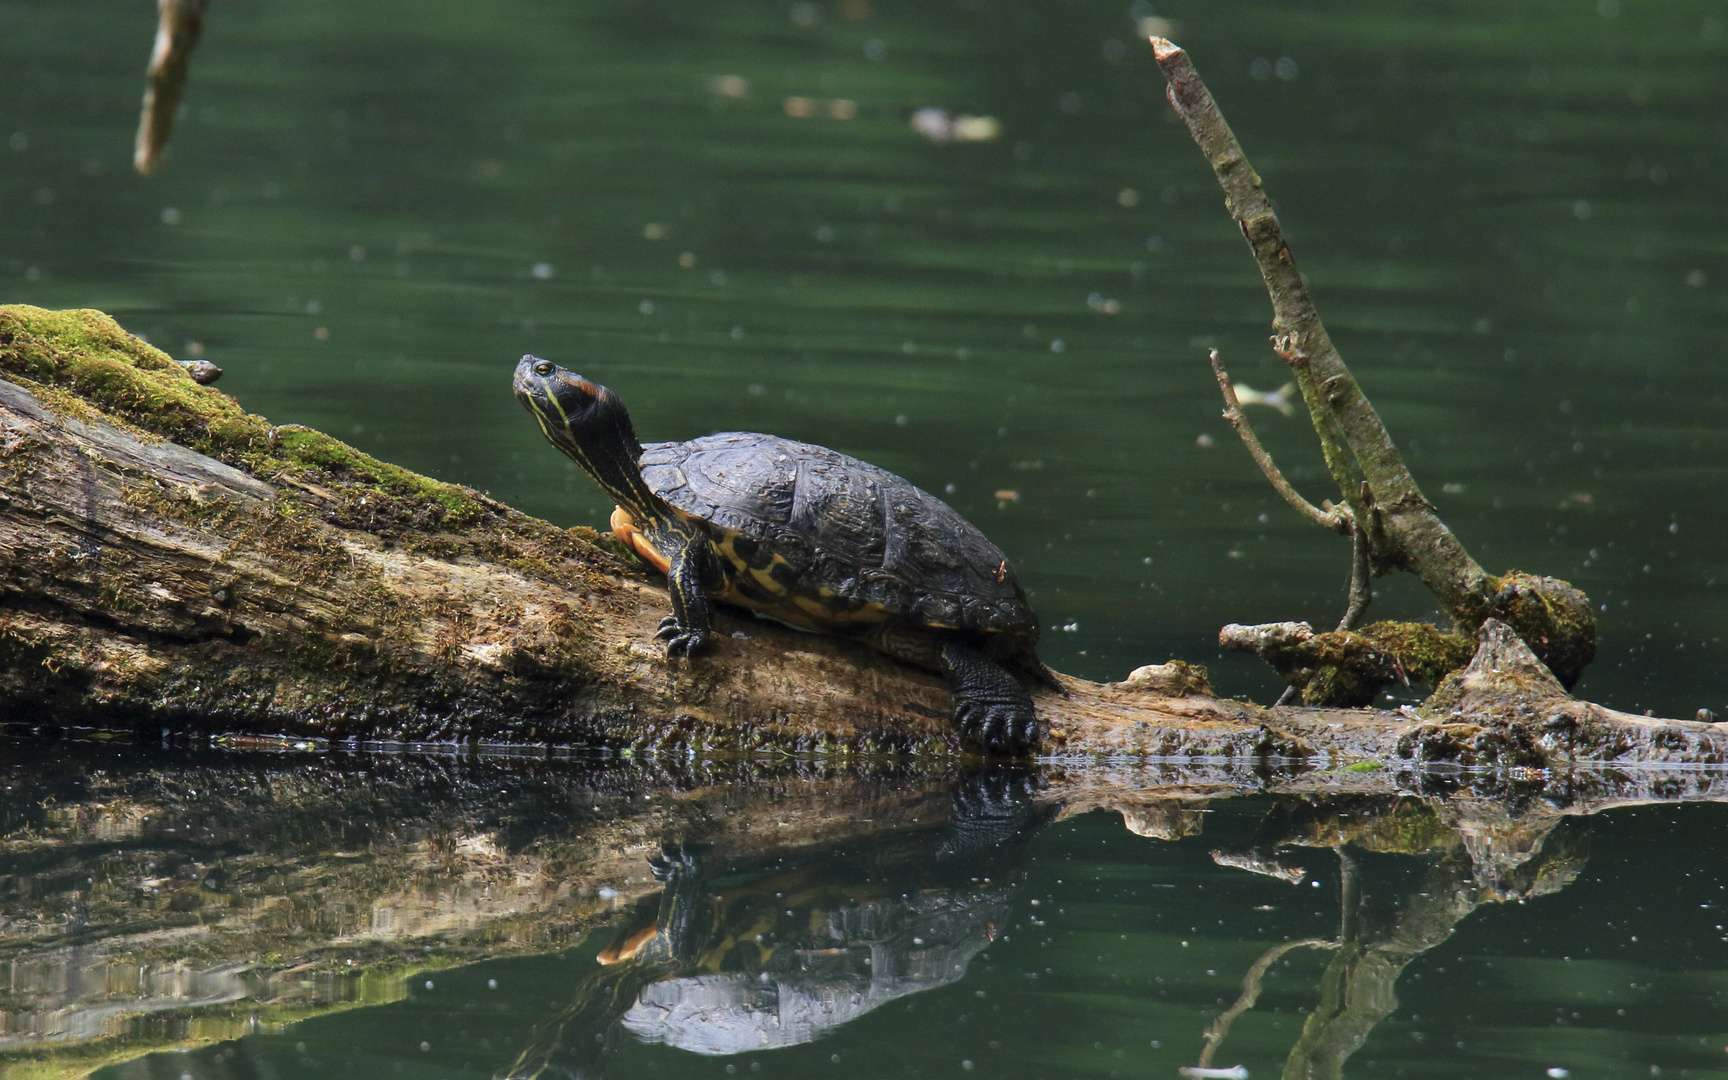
655;538;715;658
938;638;1042;757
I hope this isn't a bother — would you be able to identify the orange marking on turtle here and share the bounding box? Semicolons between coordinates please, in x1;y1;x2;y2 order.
597;923;658;965
610;506;671;574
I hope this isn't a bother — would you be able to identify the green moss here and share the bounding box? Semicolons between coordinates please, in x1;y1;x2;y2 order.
0;305;484;533
1296;621;1474;707
1485;569;1596;687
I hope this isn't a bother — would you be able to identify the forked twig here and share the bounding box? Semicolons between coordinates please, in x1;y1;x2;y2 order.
1210;349;1348;536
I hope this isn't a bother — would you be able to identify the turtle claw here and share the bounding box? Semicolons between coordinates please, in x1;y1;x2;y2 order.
660;625;711;658
955;698;1040;758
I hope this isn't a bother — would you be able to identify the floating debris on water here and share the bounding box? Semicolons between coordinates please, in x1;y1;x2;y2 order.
911;108;1001;142
1234;381;1296;415
786;97;857;120
706;75;749;98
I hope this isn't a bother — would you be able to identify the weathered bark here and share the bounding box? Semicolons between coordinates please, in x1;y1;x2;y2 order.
0;305;1722;767
1149;38;1597;689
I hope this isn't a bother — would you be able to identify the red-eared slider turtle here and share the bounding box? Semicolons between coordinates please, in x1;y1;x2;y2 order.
512;355;1057;755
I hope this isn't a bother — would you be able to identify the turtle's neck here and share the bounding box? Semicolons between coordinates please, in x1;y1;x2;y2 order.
543;390;668;523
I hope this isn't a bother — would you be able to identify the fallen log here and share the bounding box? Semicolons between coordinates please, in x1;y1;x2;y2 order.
1;305;1723;767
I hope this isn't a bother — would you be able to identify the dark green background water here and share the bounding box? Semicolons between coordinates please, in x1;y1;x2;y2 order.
3;3;1728;1075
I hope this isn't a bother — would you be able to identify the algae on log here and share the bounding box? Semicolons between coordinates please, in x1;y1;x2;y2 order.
0;304;1724;767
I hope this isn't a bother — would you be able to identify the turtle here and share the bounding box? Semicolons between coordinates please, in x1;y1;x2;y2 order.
512;354;1058;755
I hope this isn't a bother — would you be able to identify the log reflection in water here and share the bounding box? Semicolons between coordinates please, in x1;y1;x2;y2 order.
0;746;1701;1078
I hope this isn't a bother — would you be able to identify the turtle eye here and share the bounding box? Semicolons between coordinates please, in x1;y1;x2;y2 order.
533;360;555;376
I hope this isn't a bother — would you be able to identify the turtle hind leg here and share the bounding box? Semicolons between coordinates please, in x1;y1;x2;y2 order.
938;637;1042;757
1015;654;1067;696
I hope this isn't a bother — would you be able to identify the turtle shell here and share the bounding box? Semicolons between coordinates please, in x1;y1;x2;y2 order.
638;432;1036;639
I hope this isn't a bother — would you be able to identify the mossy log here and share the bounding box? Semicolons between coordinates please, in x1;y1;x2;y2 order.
1;305;1724;767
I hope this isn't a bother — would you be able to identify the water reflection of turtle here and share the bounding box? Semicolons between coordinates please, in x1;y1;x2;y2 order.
611;851;1010;1055
505;771;1050;1078
512;356;1059;755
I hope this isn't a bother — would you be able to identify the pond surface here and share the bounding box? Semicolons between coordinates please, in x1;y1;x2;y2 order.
4;747;1728;1080
3;0;1728;1076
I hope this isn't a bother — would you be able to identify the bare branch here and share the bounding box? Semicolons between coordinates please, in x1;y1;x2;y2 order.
135;0;209;175
1210;349;1347;534
1337;520;1372;632
1149;36;1597;686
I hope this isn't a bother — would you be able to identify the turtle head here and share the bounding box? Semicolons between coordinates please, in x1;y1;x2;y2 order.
513;354;625;434
513;355;656;512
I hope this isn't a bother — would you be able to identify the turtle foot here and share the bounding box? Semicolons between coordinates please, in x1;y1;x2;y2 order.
940;638;1043;757
955;698;1041;757
656;616;711;658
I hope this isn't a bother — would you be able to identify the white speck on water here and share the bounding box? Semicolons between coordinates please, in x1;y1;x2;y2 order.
1050;338;1065;353
730;325;745;340
161;206;181;225
531;262;554;279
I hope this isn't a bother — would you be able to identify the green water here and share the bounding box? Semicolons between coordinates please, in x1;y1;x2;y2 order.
3;0;1728;1074
3;748;1728;1080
